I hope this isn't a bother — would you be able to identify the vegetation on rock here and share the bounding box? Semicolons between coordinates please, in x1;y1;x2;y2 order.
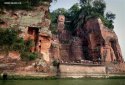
50;0;116;32
21;52;38;61
52;59;60;66
0;28;38;61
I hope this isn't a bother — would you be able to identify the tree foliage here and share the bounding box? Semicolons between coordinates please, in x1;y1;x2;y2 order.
51;0;116;31
68;3;81;21
51;8;68;23
21;52;38;61
50;3;81;32
50;8;68;34
106;12;116;20
76;0;115;29
92;0;106;15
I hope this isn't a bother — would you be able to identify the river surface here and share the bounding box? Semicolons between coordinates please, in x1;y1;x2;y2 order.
0;79;125;85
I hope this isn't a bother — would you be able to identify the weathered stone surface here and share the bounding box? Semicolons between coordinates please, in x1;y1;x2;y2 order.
75;18;123;63
37;33;51;62
60;44;71;62
57;15;124;63
70;37;83;61
60;64;106;78
50;39;60;60
0;0;124;74
0;55;4;59
8;51;20;60
0;0;52;62
57;15;65;33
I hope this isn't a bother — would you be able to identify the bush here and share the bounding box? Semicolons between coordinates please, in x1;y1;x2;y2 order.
100;15;114;29
28;52;38;60
52;59;59;66
0;28;38;61
21;52;38;61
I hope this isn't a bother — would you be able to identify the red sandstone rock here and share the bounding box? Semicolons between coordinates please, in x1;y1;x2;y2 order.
76;18;124;63
70;37;83;61
0;1;52;69
8;51;20;60
57;15;124;63
85;19;123;62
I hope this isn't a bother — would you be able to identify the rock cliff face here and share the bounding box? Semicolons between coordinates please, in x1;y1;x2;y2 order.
0;1;51;62
57;15;124;63
0;0;52;72
82;18;123;63
0;1;124;74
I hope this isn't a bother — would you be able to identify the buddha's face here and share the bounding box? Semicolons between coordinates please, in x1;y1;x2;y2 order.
58;15;65;22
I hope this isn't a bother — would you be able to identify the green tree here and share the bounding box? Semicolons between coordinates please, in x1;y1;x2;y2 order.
93;0;106;15
68;3;81;20
51;0;116;31
80;0;92;7
79;0;106;18
75;0;115;29
106;12;116;20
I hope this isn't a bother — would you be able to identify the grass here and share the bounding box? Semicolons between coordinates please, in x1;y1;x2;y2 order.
1;73;125;80
0;75;59;80
0;74;104;80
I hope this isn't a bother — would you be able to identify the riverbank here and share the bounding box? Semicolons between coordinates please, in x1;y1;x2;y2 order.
1;63;125;80
1;72;125;80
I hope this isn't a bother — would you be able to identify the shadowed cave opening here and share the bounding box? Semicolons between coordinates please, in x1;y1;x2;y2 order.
28;27;39;52
82;38;92;61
